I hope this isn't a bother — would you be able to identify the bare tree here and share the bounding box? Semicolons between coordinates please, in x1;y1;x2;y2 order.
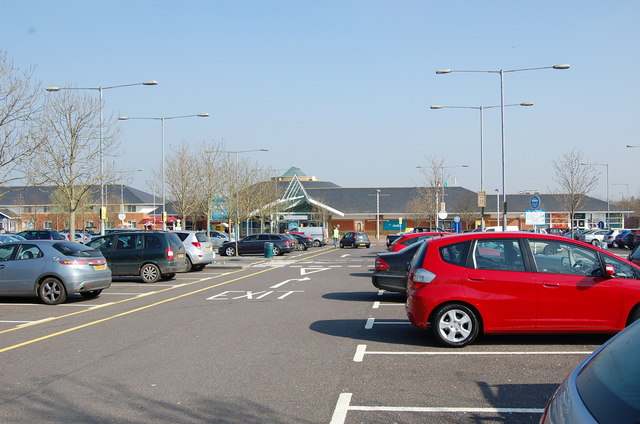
0;51;45;189
32;89;118;239
165;141;202;227
456;191;480;230
195;141;227;233
405;196;431;228
551;148;599;236
417;156;446;228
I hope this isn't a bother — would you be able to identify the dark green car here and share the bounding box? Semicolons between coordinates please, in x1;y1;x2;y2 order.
87;231;188;283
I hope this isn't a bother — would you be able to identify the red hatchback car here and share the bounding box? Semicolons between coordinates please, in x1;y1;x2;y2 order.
388;232;451;253
406;232;640;347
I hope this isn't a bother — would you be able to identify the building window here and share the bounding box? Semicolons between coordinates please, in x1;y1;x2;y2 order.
43;221;53;229
85;221;94;229
24;207;32;214
126;205;136;213
42;206;50;213
127;221;137;229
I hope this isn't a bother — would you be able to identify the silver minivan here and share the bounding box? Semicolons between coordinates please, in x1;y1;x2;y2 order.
172;230;215;271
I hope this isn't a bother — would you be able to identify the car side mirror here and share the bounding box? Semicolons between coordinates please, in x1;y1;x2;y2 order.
604;264;615;277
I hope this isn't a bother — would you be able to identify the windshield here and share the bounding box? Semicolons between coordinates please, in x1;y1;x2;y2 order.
53;242;103;257
576;321;640;422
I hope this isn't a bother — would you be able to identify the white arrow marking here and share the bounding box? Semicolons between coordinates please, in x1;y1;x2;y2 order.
340;254;351;258
300;267;331;275
270;277;310;289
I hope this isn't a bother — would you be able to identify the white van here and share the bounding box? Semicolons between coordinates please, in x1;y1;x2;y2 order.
290;227;327;246
484;226;520;232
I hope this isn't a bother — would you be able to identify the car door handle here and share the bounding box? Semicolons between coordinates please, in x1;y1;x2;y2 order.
468;275;485;281
542;282;560;287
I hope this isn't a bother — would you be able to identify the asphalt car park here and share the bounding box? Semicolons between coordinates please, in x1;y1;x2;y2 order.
0;243;631;423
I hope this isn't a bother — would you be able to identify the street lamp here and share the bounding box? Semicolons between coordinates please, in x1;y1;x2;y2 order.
581;162;609;228
118;113;210;230
436;64;569;230
430;102;533;230
417;164;469;230
204;148;269;255
45;81;158;236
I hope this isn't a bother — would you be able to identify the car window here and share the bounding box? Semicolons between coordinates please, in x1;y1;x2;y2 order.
53;242;101;257
528;239;601;276
17;245;42;260
258;235;271;241
195;233;209;242
88;236;114;252
440;241;470;266
174;232;188;241
601;254;638;279
473;239;525;272
144;234;162;249
0;244;17;261
244;235;257;241
116;235;138;250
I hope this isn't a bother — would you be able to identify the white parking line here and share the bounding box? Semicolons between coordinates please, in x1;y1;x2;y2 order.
365;317;410;328
353;344;593;362
372;301;404;309
330;393;544;424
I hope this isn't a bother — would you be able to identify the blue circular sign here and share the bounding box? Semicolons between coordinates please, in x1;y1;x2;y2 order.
530;195;541;209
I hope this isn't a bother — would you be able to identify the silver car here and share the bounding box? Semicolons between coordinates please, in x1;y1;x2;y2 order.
171;230;215;271
0;240;111;304
541;318;640;423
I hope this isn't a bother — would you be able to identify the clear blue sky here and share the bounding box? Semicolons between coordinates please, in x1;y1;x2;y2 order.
2;1;639;202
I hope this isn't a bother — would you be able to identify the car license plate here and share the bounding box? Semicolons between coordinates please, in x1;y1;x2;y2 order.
93;265;107;271
358;243;366;246
178;253;184;258
205;247;212;251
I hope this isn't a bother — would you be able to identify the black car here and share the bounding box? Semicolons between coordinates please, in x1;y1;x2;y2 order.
372;241;424;293
289;233;313;250
339;231;371;248
17;230;67;241
219;233;294;256
86;231;188;283
386;233;404;247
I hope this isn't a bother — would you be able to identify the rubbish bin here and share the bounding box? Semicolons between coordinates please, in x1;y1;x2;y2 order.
264;242;274;258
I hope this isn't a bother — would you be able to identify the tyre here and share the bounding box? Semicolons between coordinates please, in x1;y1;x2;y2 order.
140;263;160;283
591;239;599;246
38;278;67;305
628;307;640;325
224;246;236;256
161;273;176;281
80;289;102;299
192;264;205;271
312;240;321;247
273;245;282;256
339;242;344;248
352;243;358;248
431;303;480;348
186;256;194;271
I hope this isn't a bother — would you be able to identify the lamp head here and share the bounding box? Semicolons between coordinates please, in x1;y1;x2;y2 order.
197;113;210;117
552;64;570;70
436;69;452;74
520;102;534;107
118;117;129;120
143;81;158;86
45;87;60;92
430;105;444;109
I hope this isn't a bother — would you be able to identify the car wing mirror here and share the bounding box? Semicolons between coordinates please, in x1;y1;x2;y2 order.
604;264;615;277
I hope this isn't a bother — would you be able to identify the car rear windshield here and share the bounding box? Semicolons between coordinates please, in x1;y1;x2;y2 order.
53;242;102;257
167;233;183;246
576;322;640;422
195;233;209;242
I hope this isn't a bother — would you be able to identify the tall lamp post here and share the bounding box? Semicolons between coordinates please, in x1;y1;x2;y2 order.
118;113;210;230
46;81;158;235
581;162;609;228
204;148;269;255
430;103;533;230
436;64;569;230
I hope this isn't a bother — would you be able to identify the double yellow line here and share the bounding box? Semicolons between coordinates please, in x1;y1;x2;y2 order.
0;247;335;353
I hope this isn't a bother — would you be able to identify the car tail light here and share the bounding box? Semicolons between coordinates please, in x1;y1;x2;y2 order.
410;268;436;289
375;257;389;271
285;240;291;245
191;242;202;250
166;247;175;259
59;258;106;266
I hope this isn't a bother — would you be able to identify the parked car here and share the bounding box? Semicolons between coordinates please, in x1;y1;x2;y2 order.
405;232;640;347
386;232;406;247
388;232;451;252
339;231;371;248
17;230;67;241
289;233;313;250
0;240;111;304
0;234;25;243
623;229;640;249
603;228;627;248
580;229;609;246
87;231;188;283
614;229;633;248
541;318;640;423
545;227;569;236
219;233;294;256
171;230;215;271
208;230;230;250
372;241;425;293
288;226;327;246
